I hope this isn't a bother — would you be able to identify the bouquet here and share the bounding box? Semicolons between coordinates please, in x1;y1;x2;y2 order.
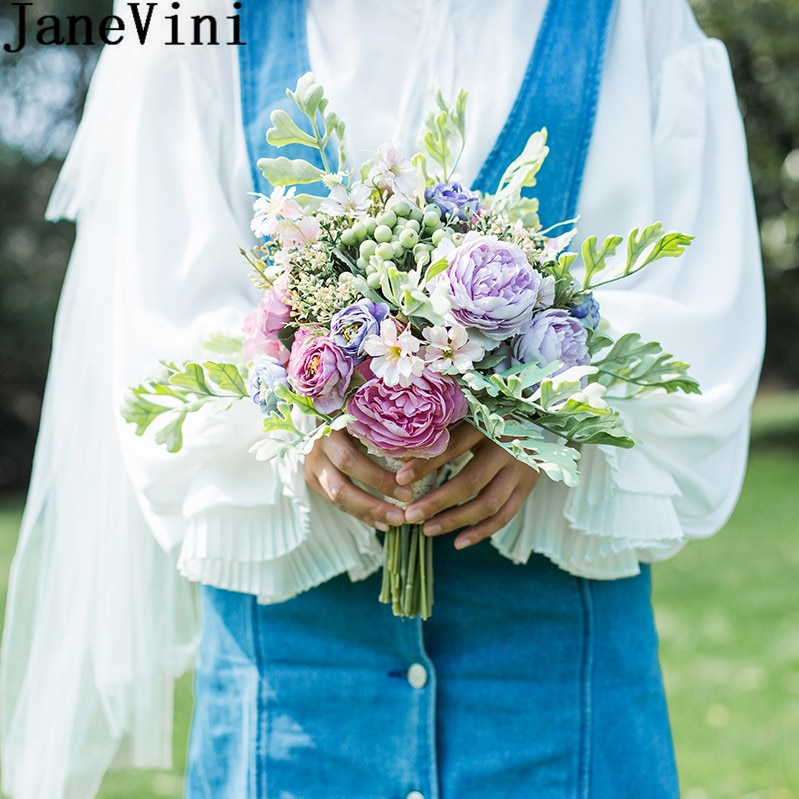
123;74;700;620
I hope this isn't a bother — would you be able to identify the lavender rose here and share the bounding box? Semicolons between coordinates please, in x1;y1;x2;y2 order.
512;308;590;373
439;233;543;345
330;299;390;361
288;332;354;414
424;182;481;221
346;370;468;459
248;355;289;413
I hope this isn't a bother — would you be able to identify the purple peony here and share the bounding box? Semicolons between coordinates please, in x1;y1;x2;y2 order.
330;299;390;361
346;370;468;459
248;355;289;413
288;331;354;414
439;233;543;345
424;182;481;221
512;308;590;373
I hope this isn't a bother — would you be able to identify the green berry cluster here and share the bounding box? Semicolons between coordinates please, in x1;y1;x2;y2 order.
336;200;466;288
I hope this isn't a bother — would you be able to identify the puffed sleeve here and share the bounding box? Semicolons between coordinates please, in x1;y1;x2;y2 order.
491;27;765;576
84;41;382;601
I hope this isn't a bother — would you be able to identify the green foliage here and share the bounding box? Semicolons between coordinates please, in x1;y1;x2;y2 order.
258;73;346;185
592;333;702;397
256;156;325;186
121;361;249;453
578;223;694;290
414;86;468;183
485;129;549;224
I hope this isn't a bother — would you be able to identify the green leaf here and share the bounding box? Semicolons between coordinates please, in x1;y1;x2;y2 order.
169;363;210;395
120;391;172;436
257;156;325;186
581;234;623;289
154;409;187;453
266;109;317;148
591;332;702;396
203;333;245;357
203;361;248;396
424;257;449;283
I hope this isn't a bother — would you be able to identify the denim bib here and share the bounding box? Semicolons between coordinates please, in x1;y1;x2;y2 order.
239;0;617;227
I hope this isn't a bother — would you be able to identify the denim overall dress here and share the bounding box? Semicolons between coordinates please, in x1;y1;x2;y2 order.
185;2;681;797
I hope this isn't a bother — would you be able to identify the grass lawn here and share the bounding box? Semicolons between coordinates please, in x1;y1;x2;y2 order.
1;392;797;798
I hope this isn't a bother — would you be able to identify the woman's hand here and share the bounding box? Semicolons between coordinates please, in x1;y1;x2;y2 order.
304;428;414;531
394;422;540;550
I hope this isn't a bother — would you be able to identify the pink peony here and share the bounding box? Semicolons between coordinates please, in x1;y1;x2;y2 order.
346;370;468;459
243;284;291;365
287;332;354;414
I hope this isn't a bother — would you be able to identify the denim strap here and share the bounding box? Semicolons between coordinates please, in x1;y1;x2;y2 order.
239;0;617;222
238;0;312;195
473;0;618;227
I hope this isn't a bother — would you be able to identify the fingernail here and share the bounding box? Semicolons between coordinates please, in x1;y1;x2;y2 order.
374;521;389;532
454;535;471;550
394;486;413;503
423;522;441;536
386;509;405;526
405;507;425;524
396;468;416;486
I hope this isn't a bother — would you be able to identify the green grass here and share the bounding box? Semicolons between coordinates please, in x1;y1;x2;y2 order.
1;393;798;798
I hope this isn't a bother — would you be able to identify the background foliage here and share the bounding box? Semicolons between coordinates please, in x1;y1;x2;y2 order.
0;0;798;493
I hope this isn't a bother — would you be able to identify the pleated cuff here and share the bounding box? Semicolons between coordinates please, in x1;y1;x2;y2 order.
491;444;686;579
177;489;383;604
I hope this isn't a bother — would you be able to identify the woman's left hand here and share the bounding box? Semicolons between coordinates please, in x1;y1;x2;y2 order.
394;422;540;550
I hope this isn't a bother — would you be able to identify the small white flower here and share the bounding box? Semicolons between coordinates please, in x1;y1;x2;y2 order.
364;319;425;387
422;324;484;374
251;186;303;238
368;141;419;198
320;183;372;218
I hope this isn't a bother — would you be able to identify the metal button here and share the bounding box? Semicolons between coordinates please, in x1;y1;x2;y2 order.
407;663;428;689
406;792;425;799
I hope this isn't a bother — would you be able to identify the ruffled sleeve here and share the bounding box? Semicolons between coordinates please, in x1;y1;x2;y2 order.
85;38;383;602
491;35;765;577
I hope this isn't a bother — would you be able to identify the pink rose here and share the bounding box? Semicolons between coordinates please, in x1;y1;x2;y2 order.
346;370;468;459
287;333;354;414
243;284;291;365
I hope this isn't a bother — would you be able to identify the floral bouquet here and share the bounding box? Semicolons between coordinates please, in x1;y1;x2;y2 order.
123;74;700;620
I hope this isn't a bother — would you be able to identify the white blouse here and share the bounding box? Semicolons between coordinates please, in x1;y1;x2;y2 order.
1;1;764;796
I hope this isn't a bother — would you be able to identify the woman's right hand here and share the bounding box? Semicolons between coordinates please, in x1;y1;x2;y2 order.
304;429;414;531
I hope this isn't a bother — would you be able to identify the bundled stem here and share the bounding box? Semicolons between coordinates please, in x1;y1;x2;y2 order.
378;523;433;620
379;458;437;620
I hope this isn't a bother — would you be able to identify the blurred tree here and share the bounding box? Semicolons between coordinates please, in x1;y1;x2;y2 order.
690;0;799;386
0;0;797;493
0;0;111;491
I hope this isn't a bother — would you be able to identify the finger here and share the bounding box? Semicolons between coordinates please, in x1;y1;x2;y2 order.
308;451;406;530
403;446;505;525
414;462;519;535
453;483;533;549
395;422;486;485
319;430;413;504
